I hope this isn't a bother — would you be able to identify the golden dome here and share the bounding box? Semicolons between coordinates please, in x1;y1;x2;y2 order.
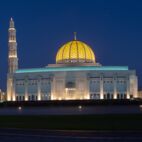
56;40;96;64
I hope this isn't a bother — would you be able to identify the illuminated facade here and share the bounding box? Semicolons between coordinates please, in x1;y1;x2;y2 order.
7;19;138;101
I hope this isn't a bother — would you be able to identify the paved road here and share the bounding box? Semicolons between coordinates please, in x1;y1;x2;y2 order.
0;105;142;115
0;128;142;142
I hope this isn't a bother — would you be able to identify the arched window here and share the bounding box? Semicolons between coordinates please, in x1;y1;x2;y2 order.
19;96;21;101
28;96;31;101
117;94;119;99
16;96;18;101
23;96;25;101
104;94;107;99
124;94;127;99
32;95;34;101
107;93;110;99
35;96;37;101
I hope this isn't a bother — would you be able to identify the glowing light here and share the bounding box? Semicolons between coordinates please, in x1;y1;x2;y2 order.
9;55;17;58
9;28;15;30
9;40;16;42
85;94;90;100
114;95;117;99
100;95;104;99
12;96;16;101
58;98;62;101
7;97;11;101
25;96;28;101
127;95;130;99
78;105;82;110
38;96;41;101
65;88;76;91
18;106;22;110
51;95;54;100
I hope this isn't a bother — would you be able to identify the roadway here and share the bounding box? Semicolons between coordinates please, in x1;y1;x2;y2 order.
0;105;142;115
0;128;142;142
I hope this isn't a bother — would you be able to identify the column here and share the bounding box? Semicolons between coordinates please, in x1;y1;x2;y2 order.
7;77;12;101
126;76;130;99
113;76;117;99
133;76;138;98
12;79;16;101
100;74;104;99
51;77;55;100
24;78;28;101
37;77;41;101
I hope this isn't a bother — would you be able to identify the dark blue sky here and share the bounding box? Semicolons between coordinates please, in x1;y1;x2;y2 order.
0;0;142;90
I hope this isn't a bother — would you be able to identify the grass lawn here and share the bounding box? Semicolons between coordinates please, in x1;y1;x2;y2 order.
0;114;142;130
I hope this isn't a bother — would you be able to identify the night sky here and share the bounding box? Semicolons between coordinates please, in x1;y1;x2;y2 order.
0;0;142;91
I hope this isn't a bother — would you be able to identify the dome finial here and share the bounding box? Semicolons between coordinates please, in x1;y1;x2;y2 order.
74;32;77;40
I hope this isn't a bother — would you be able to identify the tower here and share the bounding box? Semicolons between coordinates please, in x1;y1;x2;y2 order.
7;18;18;101
8;18;18;73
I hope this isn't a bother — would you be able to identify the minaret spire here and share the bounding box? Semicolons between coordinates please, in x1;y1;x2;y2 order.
10;17;15;28
8;18;18;73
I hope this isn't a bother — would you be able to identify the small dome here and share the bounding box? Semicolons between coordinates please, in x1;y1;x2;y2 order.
56;40;96;64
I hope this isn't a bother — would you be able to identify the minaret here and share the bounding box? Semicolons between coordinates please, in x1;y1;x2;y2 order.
7;18;18;101
8;18;18;73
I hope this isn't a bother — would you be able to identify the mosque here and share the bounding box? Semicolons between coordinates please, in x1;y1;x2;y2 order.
7;18;138;101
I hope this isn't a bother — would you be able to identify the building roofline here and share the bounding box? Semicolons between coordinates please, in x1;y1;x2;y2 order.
15;66;129;74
